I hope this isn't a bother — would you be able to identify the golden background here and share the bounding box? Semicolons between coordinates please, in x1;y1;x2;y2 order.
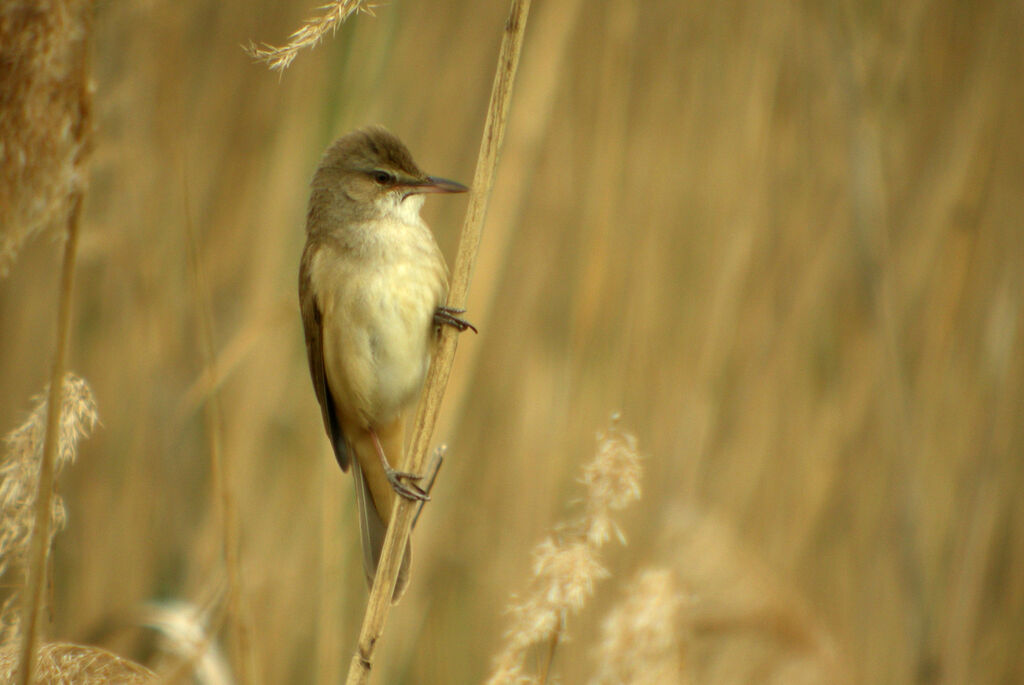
1;0;1022;682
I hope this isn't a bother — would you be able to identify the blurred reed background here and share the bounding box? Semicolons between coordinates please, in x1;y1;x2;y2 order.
1;0;1022;683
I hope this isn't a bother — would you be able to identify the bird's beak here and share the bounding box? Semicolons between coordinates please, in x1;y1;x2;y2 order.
407;176;469;194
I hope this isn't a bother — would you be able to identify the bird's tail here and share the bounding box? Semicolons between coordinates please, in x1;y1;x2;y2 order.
351;458;411;603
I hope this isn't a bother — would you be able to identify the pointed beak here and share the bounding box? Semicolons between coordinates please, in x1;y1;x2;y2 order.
407;176;469;194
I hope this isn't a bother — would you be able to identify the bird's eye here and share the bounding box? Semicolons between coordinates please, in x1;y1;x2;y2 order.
372;170;394;185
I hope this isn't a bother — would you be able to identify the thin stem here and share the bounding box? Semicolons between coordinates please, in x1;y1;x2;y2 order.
14;5;94;678
15;191;83;685
537;611;565;684
343;1;532;682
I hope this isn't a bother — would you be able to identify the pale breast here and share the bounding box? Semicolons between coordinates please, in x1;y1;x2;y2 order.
312;218;447;426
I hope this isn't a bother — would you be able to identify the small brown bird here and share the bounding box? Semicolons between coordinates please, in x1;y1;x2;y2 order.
299;127;472;601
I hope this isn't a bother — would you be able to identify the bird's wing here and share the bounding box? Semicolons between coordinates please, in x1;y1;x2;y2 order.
299;245;349;472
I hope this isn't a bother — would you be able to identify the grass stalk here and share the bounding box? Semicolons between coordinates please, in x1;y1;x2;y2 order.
537;613;563;685
343;0;532;682
15;190;84;685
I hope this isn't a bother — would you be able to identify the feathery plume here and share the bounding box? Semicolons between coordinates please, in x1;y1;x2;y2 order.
486;415;642;684
0;374;98;642
589;568;687;685
0;0;93;277
245;1;375;72
0;642;155;684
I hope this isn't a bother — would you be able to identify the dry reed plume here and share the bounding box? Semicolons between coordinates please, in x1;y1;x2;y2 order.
245;0;375;72
1;4;94;680
589;568;687;685
0;0;92;277
0;377;156;682
0;642;155;684
486;417;642;684
0;374;98;642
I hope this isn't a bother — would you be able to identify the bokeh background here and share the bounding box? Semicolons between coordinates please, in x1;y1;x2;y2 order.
2;0;1023;682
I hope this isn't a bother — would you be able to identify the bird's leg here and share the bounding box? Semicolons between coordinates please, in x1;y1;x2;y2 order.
369;427;429;502
433;306;478;334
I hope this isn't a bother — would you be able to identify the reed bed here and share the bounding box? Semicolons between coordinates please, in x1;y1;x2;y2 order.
1;0;1022;683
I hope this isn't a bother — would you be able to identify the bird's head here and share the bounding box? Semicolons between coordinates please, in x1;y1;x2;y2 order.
311;126;467;225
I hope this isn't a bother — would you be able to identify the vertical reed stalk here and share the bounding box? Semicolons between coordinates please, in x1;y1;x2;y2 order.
15;191;84;685
344;0;532;682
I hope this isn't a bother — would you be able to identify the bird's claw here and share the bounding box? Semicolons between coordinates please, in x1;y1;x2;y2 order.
385;466;430;502
434;306;478;334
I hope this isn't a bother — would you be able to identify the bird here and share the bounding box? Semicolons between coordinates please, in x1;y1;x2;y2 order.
299;126;473;601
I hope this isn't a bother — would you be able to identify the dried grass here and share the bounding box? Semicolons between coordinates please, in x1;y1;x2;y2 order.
0;377;157;682
0;642;156;684
486;417;642;684
0;0;92;277
589;569;687;685
0;376;154;683
0;374;98;642
1;1;1021;683
245;0;376;72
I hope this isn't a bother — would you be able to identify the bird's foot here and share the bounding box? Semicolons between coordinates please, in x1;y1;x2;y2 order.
384;465;430;502
434;306;477;334
369;427;430;502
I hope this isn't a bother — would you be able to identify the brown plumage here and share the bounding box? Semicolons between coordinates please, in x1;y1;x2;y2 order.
299;127;468;601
